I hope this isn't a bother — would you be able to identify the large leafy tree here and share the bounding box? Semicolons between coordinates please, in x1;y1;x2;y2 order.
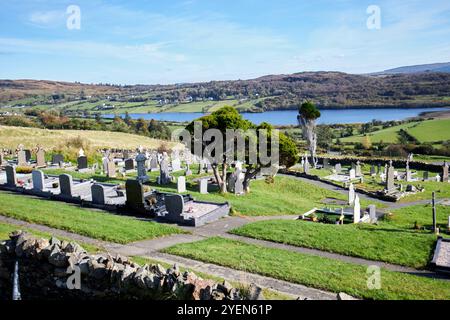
185;106;298;194
298;101;321;167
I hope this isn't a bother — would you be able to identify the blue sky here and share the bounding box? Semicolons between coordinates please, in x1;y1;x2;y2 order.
0;0;449;84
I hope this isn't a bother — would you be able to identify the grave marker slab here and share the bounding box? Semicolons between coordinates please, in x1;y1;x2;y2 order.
5;165;17;186
199;179;208;194
77;156;88;170
17;150;27;166
36;148;46;167
32;170;45;191
91;184;106;205
59;174;73;196
177;176;186;193
353;195;361;224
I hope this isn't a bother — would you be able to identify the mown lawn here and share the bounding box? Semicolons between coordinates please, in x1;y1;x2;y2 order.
0;221;102;253
163;237;450;300
0;192;185;244
230;219;437;269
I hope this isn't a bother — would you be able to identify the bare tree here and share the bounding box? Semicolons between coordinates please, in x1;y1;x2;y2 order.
297;101;321;167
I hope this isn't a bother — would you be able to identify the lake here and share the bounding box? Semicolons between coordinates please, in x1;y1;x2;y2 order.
104;107;448;126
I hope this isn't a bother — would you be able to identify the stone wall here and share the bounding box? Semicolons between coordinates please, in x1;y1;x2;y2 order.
0;231;260;301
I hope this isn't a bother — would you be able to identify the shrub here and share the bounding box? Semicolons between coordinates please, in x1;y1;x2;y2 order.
16;166;33;174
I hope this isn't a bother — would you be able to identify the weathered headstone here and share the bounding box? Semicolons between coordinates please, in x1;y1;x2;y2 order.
199;179;208;194
159;158;171;185
368;205;377;223
91;184;106;205
442;162;449;183
323;158;330;169
5;165;17;186
59;174;73;196
150;157;159;172
370;165;376;177
348;183;355;205
335;163;342;174
17;150;27;166
405;162;412;182
32;170;45;191
423;171;429;181
303;159;310;174
77;156;88;170
36;148;46;167
377;163;381;175
124;159;134;171
171;158;182;172
106;161;117;178
177;176;186;193
353;195;361;224
386;162;396;192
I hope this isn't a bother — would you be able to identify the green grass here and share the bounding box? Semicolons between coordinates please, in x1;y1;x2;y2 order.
230;219;437;269
390;204;450;230
0;192;184;244
342;119;450;144
0;221;102;253
164;237;450;300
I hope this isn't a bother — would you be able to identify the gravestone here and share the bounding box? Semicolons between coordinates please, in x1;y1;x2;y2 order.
185;163;192;176
351;162;356;171
423;171;429;181
177;176;186;193
125;180;145;209
36;148;46;167
348;183;355;205
355;161;362;177
124;159;134;171
0;153;4;165
406;163;412;182
234;170;244;195
77;156;88;170
370;165;376;177
150;157;159;172
165;194;184;221
386;162;396;192
199;179;208;194
5;165;17;186
349;169;356;180
353;195;361;224
368;205;377;223
102;156;109;173
377;163;381;175
335;163;342;174
59;174;73;196
51;154;64;165
323;158;329;169
123;150;129;160
159;158;171;185
442;162;449;183
106;161;117;178
17;150;27;166
91;184;106;205
32;170;45;191
136;153;149;183
171;158;182;172
24;150;31;162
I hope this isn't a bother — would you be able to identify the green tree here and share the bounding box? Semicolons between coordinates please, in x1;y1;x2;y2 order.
317;126;334;149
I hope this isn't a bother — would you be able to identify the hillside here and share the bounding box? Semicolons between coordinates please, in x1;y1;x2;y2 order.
1;71;450;114
0;125;179;150
377;62;450;75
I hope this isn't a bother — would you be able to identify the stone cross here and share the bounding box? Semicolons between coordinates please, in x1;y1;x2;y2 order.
136;153;149;183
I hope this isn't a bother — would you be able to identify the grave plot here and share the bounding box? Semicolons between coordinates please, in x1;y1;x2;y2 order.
431;238;450;273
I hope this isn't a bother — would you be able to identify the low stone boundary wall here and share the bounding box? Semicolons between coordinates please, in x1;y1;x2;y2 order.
0;231;260;300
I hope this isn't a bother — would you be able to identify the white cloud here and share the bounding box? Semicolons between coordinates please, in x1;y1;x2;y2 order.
29;10;65;27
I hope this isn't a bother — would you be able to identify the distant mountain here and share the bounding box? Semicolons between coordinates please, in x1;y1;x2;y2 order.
375;62;450;75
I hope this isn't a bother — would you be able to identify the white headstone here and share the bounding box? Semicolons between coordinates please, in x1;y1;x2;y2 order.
177;176;186;193
348;183;355;205
199;179;208;194
353;195;361;224
349;169;356;180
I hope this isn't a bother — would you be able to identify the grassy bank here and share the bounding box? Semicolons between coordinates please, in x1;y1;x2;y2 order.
164;237;450;300
0;192;184;244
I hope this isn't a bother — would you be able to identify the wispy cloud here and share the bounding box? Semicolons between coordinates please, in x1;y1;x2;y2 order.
28;10;65;28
